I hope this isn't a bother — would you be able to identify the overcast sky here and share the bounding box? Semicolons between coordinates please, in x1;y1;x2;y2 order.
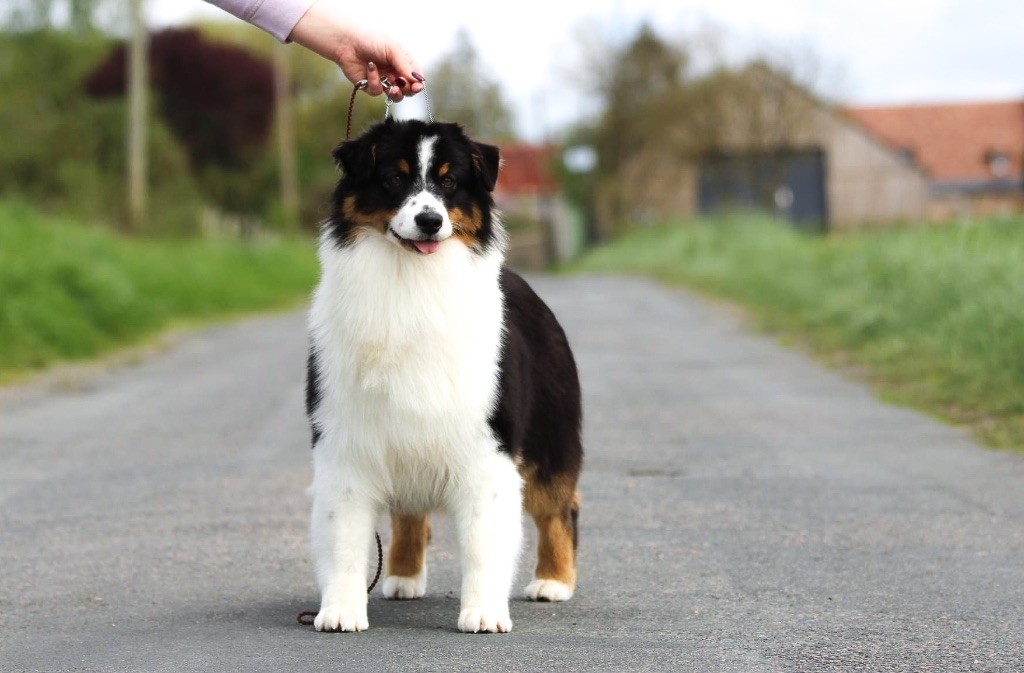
151;0;1024;141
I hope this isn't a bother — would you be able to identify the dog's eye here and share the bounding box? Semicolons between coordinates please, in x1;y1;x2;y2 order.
439;175;456;191
385;175;403;189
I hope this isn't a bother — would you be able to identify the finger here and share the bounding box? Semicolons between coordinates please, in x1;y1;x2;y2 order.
388;84;404;102
365;61;383;96
410;71;425;95
401;59;425;97
384;44;423;97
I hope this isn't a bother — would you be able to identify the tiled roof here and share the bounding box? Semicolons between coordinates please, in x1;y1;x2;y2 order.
495;144;558;197
843;100;1024;183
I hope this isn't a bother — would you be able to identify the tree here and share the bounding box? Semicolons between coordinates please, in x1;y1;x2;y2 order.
86;28;277;215
69;0;101;32
194;19;370;229
427;29;515;141
567;22;831;234
272;41;299;229
581;23;687;233
4;0;55;30
3;0;103;32
126;0;146;232
595;24;686;175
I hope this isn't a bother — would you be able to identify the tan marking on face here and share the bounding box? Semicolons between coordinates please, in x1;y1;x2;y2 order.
448;204;483;246
521;466;580;589
397;159;410;174
387;512;431;578
341;195;395;236
438;163;450;177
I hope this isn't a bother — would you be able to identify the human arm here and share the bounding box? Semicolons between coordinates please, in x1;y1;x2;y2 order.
201;0;424;100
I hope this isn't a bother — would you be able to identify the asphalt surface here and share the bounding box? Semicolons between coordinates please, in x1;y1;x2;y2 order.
1;275;1023;673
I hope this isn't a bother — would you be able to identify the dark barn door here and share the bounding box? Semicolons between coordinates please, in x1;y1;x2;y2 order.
698;149;829;231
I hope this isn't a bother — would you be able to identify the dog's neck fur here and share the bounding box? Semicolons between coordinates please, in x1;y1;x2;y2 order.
310;227;506;430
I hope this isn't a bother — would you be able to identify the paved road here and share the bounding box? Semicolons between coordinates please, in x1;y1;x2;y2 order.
2;276;1023;672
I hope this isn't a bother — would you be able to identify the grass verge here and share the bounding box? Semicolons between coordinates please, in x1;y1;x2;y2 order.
571;213;1024;451
0;201;318;381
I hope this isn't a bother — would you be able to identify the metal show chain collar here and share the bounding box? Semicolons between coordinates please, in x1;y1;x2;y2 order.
345;75;433;140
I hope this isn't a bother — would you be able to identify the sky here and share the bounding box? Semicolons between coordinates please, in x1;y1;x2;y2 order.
151;0;1024;141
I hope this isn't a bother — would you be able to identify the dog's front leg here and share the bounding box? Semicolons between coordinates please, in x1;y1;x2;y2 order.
309;466;379;632
451;451;523;633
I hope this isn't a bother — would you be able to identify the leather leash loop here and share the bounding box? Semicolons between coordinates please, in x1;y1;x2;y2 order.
296;532;383;627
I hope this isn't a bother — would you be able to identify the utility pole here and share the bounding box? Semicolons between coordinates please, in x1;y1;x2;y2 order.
126;0;147;232
273;41;300;230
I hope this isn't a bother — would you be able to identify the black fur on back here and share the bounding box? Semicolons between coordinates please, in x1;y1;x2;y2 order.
489;269;584;484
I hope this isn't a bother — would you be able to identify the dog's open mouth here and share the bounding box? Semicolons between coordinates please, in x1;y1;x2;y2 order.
390;228;441;255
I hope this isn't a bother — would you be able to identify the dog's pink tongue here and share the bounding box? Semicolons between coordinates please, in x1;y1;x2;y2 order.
414;240;441;255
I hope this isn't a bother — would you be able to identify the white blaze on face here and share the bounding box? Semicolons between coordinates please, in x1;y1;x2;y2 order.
388;135;452;246
418;135;436;183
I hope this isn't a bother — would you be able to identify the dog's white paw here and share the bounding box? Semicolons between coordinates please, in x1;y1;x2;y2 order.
524;578;574;602
313;604;369;632
457;606;512;633
381;572;426;600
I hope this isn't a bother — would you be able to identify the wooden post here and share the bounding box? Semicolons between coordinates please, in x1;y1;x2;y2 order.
273;41;300;230
126;0;147;232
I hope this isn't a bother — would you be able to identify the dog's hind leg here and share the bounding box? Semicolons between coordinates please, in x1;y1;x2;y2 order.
523;469;579;602
382;512;430;599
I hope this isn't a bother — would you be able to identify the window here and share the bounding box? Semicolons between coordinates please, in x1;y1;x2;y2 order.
985;150;1013;178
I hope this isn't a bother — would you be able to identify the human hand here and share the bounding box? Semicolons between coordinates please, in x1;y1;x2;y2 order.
288;0;424;101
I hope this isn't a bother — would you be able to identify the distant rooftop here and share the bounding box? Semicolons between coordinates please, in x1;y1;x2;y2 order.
843;100;1024;184
495;144;558;198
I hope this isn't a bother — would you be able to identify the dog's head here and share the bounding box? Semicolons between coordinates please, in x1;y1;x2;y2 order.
327;119;501;255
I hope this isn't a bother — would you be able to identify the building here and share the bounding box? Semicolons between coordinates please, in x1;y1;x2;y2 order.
494;143;580;267
694;103;934;230
844;100;1024;219
623;66;1023;229
616;66;933;231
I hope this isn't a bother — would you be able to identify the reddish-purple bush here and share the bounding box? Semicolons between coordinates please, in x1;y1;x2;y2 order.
85;28;274;169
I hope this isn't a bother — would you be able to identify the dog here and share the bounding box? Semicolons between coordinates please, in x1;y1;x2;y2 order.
304;119;583;633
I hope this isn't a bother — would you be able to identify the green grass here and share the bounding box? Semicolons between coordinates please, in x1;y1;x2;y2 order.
572;212;1024;451
0;201;318;380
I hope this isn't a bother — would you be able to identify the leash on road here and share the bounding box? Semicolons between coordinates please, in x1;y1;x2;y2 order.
298;74;428;628
296;533;383;627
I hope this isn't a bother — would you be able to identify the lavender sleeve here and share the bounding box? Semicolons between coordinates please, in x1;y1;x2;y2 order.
202;0;319;42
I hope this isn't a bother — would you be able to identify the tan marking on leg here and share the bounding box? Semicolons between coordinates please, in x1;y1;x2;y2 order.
522;467;578;588
387;512;431;578
532;514;576;587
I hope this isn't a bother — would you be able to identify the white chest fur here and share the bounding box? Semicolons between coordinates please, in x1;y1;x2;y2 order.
308;231;506;503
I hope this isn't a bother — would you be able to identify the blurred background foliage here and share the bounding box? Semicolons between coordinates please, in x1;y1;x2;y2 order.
426;28;516;142
0;27;205;234
0;0;551;237
0;0;800;239
0;2;389;235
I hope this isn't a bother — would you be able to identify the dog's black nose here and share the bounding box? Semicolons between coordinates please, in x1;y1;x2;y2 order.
414;211;443;235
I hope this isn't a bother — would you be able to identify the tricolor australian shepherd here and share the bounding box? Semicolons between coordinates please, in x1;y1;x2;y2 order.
305;119;583;633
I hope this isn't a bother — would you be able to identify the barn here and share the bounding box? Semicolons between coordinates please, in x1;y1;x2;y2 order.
612;66;1023;230
845;100;1024;220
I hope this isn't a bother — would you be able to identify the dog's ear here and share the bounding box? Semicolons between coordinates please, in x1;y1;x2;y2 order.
332;136;377;183
471;142;501;192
